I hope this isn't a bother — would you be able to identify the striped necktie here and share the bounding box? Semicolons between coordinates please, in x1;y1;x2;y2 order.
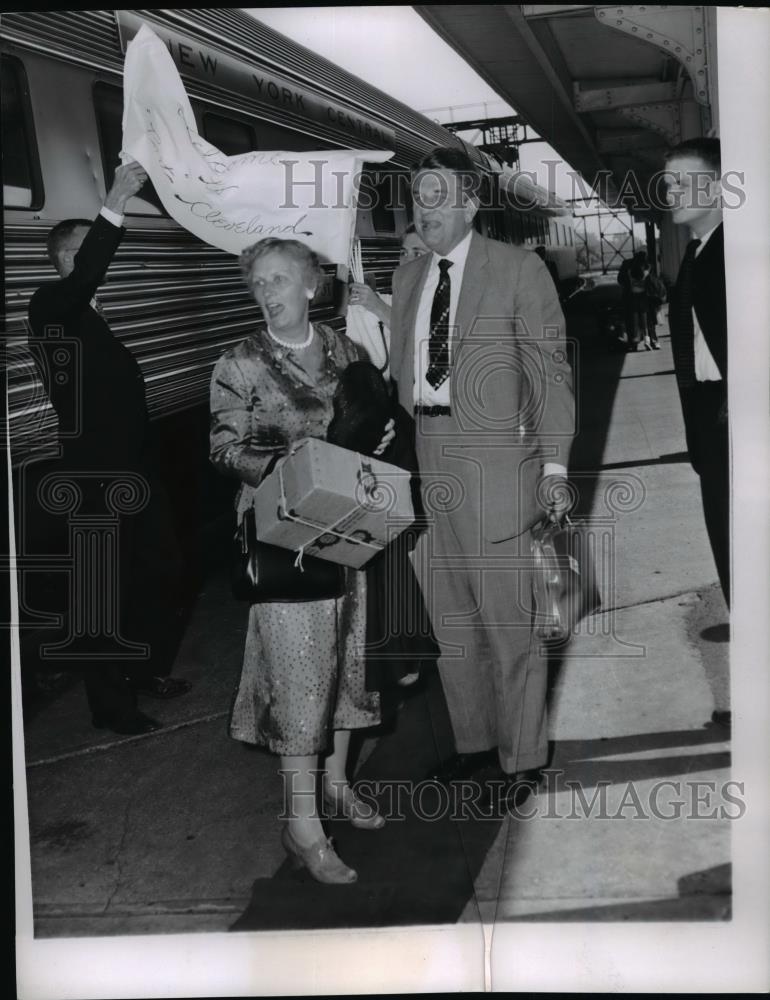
426;258;453;390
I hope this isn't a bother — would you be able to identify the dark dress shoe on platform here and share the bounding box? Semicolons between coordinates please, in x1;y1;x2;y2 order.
126;676;192;699
482;767;543;812
427;749;499;784
93;711;162;735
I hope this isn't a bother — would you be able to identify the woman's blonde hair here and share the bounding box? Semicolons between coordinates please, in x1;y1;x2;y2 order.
240;237;322;290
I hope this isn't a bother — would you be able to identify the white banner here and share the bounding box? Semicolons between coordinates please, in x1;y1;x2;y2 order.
121;23;394;263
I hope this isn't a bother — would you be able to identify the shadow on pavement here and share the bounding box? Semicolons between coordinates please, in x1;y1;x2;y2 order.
545;729;731;790
505;863;731;922
231;671;503;931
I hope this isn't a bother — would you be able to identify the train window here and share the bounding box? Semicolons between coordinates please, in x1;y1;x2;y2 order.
1;57;43;209
254;120;315;151
360;169;395;234
93;82;167;216
202;113;257;156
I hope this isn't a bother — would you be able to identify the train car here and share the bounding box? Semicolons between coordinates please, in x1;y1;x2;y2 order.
2;8;575;477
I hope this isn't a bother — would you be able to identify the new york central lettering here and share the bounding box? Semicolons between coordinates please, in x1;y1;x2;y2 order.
251;74;306;112
325;106;385;144
162;36;218;76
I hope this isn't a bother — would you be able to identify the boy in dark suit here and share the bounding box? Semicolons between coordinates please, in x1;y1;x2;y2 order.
665;137;730;727
28;161;191;734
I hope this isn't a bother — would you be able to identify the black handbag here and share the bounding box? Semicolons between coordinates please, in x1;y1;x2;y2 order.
531;515;601;641
231;506;345;603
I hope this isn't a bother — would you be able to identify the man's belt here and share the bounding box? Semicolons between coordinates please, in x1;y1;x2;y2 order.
414;405;451;417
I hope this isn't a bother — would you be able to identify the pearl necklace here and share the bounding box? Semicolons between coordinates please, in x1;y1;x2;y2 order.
267;323;314;351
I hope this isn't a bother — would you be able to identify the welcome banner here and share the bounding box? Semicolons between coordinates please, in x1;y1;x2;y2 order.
122;23;394;263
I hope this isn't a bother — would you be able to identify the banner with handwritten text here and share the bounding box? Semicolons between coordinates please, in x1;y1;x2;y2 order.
122;23;394;262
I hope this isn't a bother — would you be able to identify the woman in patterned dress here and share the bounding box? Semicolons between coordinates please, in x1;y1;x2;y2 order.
210;238;393;884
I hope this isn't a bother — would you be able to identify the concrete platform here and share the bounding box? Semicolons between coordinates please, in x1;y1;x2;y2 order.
17;329;733;941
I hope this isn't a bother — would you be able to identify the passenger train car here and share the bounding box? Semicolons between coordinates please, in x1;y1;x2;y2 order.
2;8;576;473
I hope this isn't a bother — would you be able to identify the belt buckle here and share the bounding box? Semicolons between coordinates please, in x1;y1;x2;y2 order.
415;404;449;417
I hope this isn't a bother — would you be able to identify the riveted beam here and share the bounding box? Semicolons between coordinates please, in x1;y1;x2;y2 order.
574;80;678;112
618;101;681;144
596;128;666;153
522;4;593;16
594;5;710;105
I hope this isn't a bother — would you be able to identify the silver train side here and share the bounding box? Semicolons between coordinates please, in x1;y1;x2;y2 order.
3;8;576;465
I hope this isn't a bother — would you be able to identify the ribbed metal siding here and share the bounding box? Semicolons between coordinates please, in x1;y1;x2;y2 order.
0;10;120;69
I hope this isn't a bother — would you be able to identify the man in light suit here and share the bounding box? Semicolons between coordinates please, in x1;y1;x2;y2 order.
665;137;730;728
389;147;575;794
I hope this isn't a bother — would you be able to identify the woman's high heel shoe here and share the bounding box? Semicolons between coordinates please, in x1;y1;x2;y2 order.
281;824;357;884
323;782;385;831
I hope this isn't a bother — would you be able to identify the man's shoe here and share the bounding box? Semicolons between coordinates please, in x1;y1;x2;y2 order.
93;710;162;735
127;676;192;700
710;709;731;729
499;768;543;814
426;749;499;784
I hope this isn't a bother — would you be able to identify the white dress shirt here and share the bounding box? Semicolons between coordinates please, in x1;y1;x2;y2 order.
693;224;722;382
413;229;473;406
100;205;124;228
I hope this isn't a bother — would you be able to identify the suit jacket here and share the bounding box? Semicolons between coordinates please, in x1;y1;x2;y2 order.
390;230;575;542
667;223;727;469
28;215;148;471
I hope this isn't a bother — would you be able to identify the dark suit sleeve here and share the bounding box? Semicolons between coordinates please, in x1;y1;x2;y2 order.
28;214;123;335
514;252;575;466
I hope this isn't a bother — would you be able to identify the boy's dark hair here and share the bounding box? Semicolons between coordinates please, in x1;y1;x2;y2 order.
46;218;92;267
665;137;721;175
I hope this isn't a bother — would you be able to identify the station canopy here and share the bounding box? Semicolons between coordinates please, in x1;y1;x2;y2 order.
416;4;717;218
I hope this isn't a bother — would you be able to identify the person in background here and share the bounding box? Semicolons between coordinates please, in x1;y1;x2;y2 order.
210;237;395;885
664;137;730;728
627;254;653;350
28;161;191;735
644;261;667;350
345;224;429;379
